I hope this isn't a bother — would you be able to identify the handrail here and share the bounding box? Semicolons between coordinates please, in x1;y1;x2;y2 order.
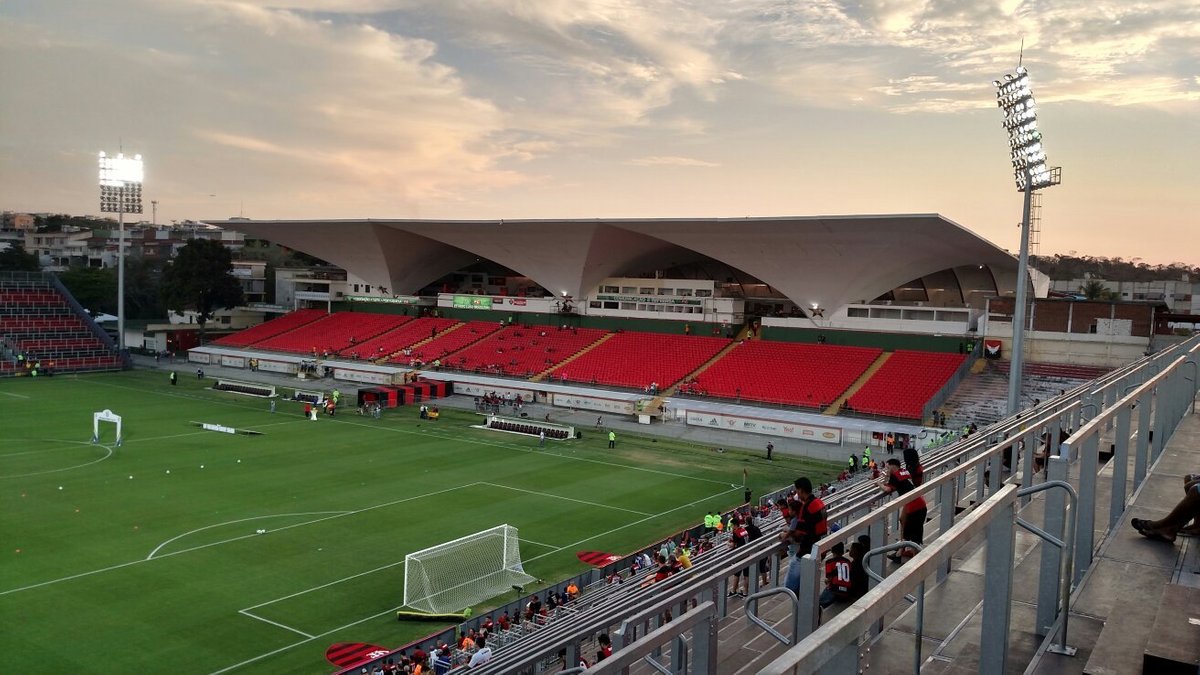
865;541;926;675
759;485;1021;675
744;586;801;646
1015;480;1078;656
588;601;717;674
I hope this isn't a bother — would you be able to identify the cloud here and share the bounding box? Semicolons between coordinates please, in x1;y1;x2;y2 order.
628;156;720;168
0;0;523;219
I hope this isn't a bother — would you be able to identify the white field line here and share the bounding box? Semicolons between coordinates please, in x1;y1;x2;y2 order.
332;417;732;487
0;482;480;597
242;558;409;612
0;420;306;479
0;389;31;399
0;439;103;458
237;609;315;639
212;485;740;673
209;604;406;675
86;379;732;487
0;444;114;479
146;511;351;560
518;537;559;549
481;481;652;516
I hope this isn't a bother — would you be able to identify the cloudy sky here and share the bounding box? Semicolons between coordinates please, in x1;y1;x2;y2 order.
1;0;1197;264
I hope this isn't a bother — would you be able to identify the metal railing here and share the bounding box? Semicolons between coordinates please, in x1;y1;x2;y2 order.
438;335;1200;674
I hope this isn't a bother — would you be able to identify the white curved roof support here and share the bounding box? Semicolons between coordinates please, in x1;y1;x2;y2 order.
211;215;1020;314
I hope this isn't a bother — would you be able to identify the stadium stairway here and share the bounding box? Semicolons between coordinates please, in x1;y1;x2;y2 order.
1061;412;1200;675
378;321;464;362
529;332;614;382
822;351;892;416
938;365;1010;429
662;325;751;397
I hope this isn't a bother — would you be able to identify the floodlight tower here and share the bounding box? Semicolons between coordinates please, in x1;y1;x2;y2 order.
993;66;1061;415
98;151;144;351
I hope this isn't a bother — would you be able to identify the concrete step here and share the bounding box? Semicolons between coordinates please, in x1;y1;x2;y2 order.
1142;584;1200;674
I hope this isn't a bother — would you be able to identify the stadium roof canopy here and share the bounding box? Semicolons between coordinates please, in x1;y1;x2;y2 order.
211;215;1019;314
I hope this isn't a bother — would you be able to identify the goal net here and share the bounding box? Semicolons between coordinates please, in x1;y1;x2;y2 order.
403;524;536;614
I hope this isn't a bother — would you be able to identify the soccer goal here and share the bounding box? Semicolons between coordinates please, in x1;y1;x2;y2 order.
403;524;536;614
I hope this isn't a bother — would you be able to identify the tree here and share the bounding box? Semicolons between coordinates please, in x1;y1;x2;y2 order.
1080;279;1114;301
57;267;117;314
161;239;244;338
123;256;166;320
0;243;40;271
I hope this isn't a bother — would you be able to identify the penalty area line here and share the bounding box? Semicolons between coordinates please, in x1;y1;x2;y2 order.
237;609;315;639
523;484;742;565
210;604;404;675
210;484;740;673
480;481;653;516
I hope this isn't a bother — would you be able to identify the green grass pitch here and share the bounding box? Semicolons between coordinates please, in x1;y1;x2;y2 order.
0;370;837;673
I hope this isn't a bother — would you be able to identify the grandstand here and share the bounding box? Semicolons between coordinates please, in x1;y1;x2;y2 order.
440;325;609;377
845;349;966;419
207;310;983;421
335;316;455;360
549;331;729;390
394;320;505;365
251;311;409;354
689;341;882;408
211;308;325;347
0;271;124;375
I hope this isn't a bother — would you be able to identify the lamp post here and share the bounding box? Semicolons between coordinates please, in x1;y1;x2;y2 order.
993;66;1061;415
98;151;144;351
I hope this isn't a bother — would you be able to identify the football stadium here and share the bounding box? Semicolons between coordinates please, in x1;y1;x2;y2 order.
3;205;1199;674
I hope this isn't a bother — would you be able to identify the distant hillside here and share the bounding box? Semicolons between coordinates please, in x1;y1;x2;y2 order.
1034;254;1198;282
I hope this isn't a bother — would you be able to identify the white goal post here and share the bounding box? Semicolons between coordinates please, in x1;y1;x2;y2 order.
403;524;536;614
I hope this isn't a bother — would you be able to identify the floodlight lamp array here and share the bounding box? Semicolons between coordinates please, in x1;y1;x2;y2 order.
98;151;144;213
993;66;1057;191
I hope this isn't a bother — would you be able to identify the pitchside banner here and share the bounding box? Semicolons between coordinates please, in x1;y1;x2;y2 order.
685;411;842;444
332;368;391;385
550;393;636;415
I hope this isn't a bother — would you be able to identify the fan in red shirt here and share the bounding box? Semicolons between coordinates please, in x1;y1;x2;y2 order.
882;454;926;563
819;542;853;608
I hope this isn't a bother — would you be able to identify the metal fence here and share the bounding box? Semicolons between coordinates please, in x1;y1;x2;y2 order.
478;334;1200;675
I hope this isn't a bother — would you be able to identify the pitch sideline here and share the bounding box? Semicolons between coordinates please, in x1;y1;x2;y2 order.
209;484;739;674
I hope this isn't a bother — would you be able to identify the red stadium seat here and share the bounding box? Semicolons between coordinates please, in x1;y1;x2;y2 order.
252;312;412;355
443;325;608;377
694;341;882;409
846;350;967;419
214;309;325;346
387;321;504;365
548;332;730;389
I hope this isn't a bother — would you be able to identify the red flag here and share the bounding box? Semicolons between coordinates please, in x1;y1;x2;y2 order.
576;551;623;567
326;643;390;668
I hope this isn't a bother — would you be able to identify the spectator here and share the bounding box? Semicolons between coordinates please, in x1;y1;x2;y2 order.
819;542;853;608
745;514;768;587
596;633;613;661
465;634;489;662
431;647;452;675
881;458;926;563
1132;472;1200;543
727;520;749;596
848;540;870;600
782;478;828;594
